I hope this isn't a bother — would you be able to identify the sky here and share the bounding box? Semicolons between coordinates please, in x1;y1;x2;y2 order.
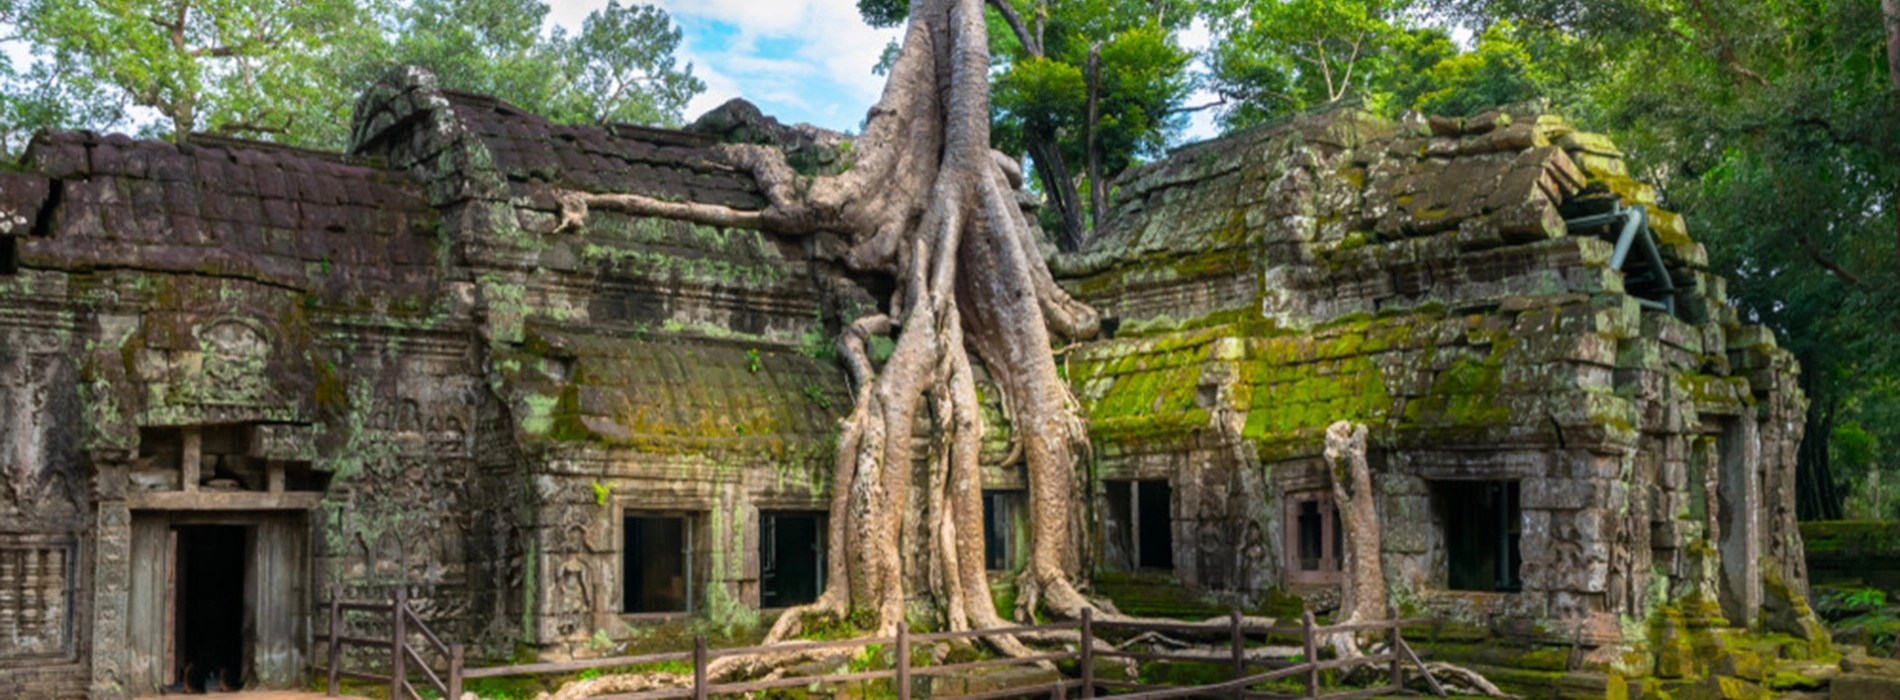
0;0;1222;144
545;0;1222;142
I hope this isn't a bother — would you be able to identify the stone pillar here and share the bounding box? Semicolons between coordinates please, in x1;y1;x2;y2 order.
1717;418;1761;628
87;455;131;700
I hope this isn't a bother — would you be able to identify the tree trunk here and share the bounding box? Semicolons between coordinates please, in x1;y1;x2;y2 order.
1886;0;1900;278
1084;43;1105;235
1798;395;1843;521
1026;129;1089;253
1323;421;1383;657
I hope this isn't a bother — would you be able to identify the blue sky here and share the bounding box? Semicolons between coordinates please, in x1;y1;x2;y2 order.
546;0;1220;141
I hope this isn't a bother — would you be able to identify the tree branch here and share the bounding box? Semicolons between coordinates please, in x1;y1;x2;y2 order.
1792;230;1863;285
987;0;1041;56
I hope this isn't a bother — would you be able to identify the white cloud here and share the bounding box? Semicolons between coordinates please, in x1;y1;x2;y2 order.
1177;16;1221;144
546;0;900;131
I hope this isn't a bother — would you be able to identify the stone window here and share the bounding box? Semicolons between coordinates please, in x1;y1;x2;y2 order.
759;511;824;608
982;490;1025;571
623;514;695;614
1102;480;1174;572
0;537;72;660
1439;481;1523;592
1284;491;1343;585
0;235;15;275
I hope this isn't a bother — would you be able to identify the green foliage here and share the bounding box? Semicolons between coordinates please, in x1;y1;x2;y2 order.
388;0;703;127
802;383;832;410
1207;0;1409;128
591;480;614;506
989;2;1195;217
1414;0;1900;520
1;0;703;152
1816;586;1900;655
747;348;762;373
19;0;377;145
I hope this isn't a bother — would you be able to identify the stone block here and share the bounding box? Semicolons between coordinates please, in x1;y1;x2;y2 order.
1677;675;1768;700
1832;674;1900;700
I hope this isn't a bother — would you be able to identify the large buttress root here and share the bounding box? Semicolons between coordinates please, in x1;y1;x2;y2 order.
559;0;1132;690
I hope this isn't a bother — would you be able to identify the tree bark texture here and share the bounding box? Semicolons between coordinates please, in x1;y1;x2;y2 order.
1085;43;1106;234
1322;421;1384;657
1027;129;1089;253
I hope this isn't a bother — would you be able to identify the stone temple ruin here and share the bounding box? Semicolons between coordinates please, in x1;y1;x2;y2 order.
0;67;1818;698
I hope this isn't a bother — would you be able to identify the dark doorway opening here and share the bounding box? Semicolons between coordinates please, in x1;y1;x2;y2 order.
1439;481;1523;592
624;515;692;613
982;491;1025;571
1137;480;1173;570
174;525;247;692
760;511;823;608
1;236;16;275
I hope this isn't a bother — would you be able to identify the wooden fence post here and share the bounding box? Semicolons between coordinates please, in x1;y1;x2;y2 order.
1302;610;1318;698
693;635;708;700
1080;607;1094;699
1230;608;1245;700
897;623;911;700
392;587;407;699
327;588;340;697
1388;607;1402;693
1051;680;1065;699
449;643;464;700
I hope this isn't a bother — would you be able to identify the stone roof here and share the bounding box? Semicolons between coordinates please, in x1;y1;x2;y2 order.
13;130;438;296
490;324;848;458
435;91;766;211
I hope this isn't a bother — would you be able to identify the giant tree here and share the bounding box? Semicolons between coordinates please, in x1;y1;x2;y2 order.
560;0;1104;641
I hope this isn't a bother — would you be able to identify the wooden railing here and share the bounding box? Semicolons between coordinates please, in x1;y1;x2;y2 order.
314;596;1445;700
316;587;464;700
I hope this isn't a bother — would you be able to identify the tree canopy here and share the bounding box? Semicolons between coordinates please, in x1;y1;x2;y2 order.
0;0;702;152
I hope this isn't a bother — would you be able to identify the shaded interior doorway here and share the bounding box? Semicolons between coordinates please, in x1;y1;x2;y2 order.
624;515;692;613
760;511;824;608
173;525;248;691
1100;480;1174;572
1438;480;1523;592
982;490;1025;571
1137;480;1173;570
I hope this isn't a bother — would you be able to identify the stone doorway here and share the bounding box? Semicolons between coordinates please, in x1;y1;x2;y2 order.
127;512;307;695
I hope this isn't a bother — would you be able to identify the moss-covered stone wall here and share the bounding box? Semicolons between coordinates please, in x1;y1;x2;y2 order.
1057;104;1814;662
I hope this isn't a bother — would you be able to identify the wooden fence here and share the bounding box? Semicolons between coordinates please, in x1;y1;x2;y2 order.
315;593;1446;700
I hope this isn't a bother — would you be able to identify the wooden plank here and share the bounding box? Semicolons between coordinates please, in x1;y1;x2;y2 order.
1397;638;1446;698
943;679;1081;700
1311;685;1401;700
707;635;897;660
910;653;1070;676
128;517;171;694
128;490;323;511
253;516;305;687
913;621;1079;643
588;689;695;700
460;651;694;679
709;669;890;695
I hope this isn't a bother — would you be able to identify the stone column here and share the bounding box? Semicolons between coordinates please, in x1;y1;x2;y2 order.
87;454;131;700
1717;418;1761;628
